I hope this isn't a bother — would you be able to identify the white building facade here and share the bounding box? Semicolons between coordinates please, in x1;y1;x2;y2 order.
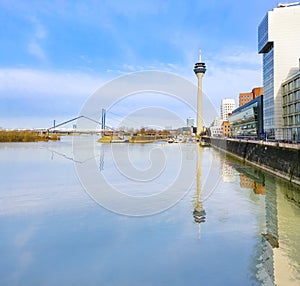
258;3;300;140
209;117;223;137
221;98;236;121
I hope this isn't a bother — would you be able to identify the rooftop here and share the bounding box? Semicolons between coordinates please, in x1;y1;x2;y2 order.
277;2;300;8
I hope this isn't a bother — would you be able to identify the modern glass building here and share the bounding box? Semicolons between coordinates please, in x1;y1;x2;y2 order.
229;96;263;139
258;3;300;140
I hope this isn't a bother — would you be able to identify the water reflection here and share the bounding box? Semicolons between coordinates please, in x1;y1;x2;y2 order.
99;149;104;171
88;142;300;284
221;154;300;285
1;138;300;285
193;146;206;239
222;161;238;183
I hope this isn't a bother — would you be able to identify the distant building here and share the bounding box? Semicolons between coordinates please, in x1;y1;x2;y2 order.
258;3;300;140
282;62;300;142
209;117;222;137
239;92;253;107
252;87;264;98
186;117;195;127
221;99;236;121
229;95;263;139
239;87;263;107
221;121;231;137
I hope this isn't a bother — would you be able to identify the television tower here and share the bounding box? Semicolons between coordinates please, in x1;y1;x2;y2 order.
193;49;206;136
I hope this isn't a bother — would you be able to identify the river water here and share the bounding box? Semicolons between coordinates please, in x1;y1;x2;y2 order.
0;137;300;286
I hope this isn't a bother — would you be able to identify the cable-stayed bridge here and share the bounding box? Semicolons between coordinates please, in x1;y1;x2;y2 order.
45;115;113;134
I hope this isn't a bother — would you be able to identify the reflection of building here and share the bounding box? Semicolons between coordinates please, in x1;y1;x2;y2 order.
258;3;300;140
239;87;263;107
261;175;279;283
229;95;263;139
254;183;265;195
240;174;265;194
229;156;300;284
240;174;255;188
234;167;276;284
234;163;266;194
282;64;300;142
222;162;238;183
273;181;300;285
221;98;236;121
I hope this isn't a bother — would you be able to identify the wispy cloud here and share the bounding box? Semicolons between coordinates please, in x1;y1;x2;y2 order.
28;41;46;60
27;18;47;60
0;68;104;98
204;66;261;106
0;68;105;128
106;62;180;75
208;46;261;68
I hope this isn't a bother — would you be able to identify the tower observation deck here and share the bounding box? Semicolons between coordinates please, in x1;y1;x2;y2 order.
193;62;206;75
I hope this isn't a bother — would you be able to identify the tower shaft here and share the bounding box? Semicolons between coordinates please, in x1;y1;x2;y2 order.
196;73;204;135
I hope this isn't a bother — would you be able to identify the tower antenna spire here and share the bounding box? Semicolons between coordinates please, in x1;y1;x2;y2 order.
199;48;202;62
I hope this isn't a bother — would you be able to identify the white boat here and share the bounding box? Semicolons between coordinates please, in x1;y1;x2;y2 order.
111;139;129;143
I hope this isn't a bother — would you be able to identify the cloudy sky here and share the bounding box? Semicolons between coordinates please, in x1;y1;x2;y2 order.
0;0;278;129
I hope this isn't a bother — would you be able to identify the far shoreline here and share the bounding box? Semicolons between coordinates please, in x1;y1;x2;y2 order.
0;130;60;143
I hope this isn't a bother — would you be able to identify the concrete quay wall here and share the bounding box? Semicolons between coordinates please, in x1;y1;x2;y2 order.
210;138;300;185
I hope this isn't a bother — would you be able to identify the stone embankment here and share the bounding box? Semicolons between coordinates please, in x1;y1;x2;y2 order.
210;138;300;185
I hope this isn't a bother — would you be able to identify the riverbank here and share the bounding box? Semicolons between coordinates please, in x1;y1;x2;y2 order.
0;130;60;142
210;138;300;185
98;135;170;143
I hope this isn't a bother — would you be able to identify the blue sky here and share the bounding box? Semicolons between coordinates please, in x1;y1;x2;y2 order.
0;0;278;129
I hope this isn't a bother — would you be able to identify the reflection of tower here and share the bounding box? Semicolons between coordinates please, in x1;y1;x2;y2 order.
193;145;206;239
193;49;206;136
99;149;104;171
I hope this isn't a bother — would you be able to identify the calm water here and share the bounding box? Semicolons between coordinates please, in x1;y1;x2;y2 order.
0;137;300;286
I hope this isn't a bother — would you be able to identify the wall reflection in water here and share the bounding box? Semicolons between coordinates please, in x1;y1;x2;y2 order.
220;155;300;285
